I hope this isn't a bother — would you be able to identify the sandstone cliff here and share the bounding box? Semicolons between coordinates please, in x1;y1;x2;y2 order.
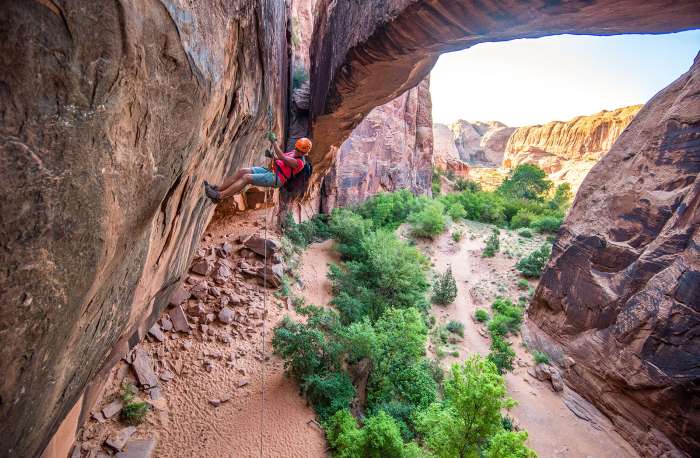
529;54;700;457
452;120;516;165
0;2;287;456
321;78;433;212
432;123;470;178
503;105;641;188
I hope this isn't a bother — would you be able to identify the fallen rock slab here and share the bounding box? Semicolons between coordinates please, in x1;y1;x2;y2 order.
105;426;136;452
130;348;159;389
168;286;190;307
218;307;234;324
102;399;123;419
115;438;157;458
244;236;281;257
169;305;191;333
148;323;165;342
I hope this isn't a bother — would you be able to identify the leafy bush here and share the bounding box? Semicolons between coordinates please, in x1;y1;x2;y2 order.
119;382;149;425
451;229;463;242
356;190;421;230
488;335;516;373
491;298;523;335
325;410;422;458
302;372;355;421
446;320;464;337
474;309;490;322
482;228;500;257
447;202;466;220
408;200;447;238
328;209;374;259
498;164;552;200
415;356;516;457
283;213;330;247
531;215;563;233
455;178;481;192
485;431;536;458
329;230;429;322
516;243;552;278
533;350;551;365
509;209;536;229
432;168;441;195
431;267;457;305
518;228;533;238
517;279;529;290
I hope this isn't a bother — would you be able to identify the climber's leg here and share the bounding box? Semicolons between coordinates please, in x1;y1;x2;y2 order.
219;174;255;199
218;168;251;190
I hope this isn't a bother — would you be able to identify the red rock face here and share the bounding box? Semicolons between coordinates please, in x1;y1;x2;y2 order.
529;55;700;457
321;78;433;211
0;1;287;456
504;105;641;189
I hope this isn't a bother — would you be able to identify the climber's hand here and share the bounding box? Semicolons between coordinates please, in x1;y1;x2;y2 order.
267;131;277;142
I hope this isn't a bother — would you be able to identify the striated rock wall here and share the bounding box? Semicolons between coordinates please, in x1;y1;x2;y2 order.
321;77;433;212
529;55;700;457
503;105;641;188
432;123;470;178
452;121;516;165
0;1;287;456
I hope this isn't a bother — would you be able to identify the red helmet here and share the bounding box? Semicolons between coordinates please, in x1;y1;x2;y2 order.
295;137;312;154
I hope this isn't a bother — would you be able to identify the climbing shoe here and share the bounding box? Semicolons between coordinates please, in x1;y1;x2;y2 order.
204;181;221;203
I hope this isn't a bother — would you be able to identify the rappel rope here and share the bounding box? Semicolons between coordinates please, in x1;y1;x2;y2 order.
259;109;275;458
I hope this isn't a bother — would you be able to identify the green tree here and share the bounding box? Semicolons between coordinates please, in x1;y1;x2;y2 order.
485;431;536;458
516;243;552;278
498;164;552;200
408;200;447;238
416;356;515;458
432;267;458;305
482;229;500;257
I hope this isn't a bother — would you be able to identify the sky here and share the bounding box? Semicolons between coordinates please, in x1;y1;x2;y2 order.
430;30;700;126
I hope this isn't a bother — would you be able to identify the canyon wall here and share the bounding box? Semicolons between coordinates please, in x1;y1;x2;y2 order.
321;78;433;212
529;55;700;457
0;1;287;456
432;123;470;178
452;120;516;165
504;105;641;188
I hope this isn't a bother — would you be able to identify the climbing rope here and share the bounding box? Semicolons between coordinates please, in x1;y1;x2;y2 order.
258;186;272;458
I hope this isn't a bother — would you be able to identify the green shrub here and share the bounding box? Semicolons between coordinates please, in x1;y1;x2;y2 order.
121;401;149;425
302;372;355;421
497;164;552;200
408;200;447;238
455;178;481;192
446;320;464;337
283;213;330;247
501;415;514;431
447;202;466;221
474;309;490;322
482;228;500;257
356;190;421;229
516;243;551;278
517;279;529;290
488;335;516;373
531;215;562;233
451;229;463;242
533;350;550;365
432;168;441;195
119;382;149;425
510;209;536;229
490;298;523;335
431;267;458;305
518;228;532;238
328;209;373;259
485;431;536;458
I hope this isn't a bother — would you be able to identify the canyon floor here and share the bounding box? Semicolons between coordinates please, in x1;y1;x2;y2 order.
76;212;639;458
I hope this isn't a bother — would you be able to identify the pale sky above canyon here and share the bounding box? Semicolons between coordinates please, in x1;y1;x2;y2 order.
430;30;700;126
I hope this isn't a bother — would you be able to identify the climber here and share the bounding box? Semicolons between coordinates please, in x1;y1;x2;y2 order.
204;134;312;203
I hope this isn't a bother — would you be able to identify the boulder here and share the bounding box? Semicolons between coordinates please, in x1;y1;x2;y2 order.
218;307;235;324
169;305;191;333
243;236;281;258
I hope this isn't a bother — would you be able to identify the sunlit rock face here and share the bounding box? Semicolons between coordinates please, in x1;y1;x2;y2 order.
432;123;470;178
529;55;700;457
0;2;287;456
503;105;641;189
321;78;433;212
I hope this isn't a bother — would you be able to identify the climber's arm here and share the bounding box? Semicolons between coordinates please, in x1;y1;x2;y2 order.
269;136;299;169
